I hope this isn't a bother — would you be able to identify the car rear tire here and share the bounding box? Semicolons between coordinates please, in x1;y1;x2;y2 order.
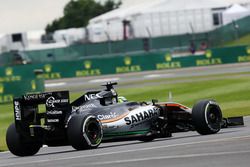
6;123;41;156
67;115;103;150
192;100;222;135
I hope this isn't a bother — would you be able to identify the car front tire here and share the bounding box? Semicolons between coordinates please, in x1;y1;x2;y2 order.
192;100;222;135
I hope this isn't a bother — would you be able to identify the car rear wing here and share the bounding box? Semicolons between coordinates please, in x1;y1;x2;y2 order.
13;91;70;137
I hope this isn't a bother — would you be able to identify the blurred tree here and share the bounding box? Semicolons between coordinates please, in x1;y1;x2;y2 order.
45;0;121;33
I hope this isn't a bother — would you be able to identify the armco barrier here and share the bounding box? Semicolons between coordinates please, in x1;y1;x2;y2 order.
0;45;249;103
43;45;249;78
1;45;250;79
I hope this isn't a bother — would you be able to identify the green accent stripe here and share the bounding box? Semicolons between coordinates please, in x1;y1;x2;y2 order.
104;130;150;137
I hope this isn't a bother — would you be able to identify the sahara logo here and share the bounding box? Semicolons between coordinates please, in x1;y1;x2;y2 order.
124;107;160;125
5;67;13;76
84;60;92;69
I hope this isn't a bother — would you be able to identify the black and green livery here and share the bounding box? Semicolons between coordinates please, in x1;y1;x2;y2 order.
6;82;244;156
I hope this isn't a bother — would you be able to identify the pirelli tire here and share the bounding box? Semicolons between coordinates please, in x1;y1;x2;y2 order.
67;114;103;150
6;123;41;156
192;100;222;135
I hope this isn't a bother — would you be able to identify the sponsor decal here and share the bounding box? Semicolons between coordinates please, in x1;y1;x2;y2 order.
0;95;13;103
116;65;141;73
46;96;56;107
156;62;181;69
196;50;222;66
75;61;101;77
124;57;132;66
40;64;61;79
156;53;182;70
14;101;21;120
38;73;61;79
47;119;59;123
124;107;159;125
196;58;222;66
209;101;218;106
246;46;250;55
47;110;63;115
0;76;21;82
98;112;117;120
165;53;172;62
84;60;92;69
84;93;103;101
46;96;69;107
23;92;52;101
76;69;101;77
44;64;52;73
5;67;13;76
116;56;141;73
205;50;212;58
0;84;4;94
24;94;39;100
0;67;21;82
72;103;97;112
31;80;36;90
238;55;250;62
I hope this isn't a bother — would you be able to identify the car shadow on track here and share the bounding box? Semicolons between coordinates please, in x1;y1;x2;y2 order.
99;129;242;149
8;130;241;158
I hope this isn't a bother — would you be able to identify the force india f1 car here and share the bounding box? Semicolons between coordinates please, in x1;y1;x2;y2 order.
6;82;244;156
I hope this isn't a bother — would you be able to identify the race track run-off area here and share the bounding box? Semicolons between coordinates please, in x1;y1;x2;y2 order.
0;117;250;167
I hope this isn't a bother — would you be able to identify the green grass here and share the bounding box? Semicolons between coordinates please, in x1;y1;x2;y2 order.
1;72;250;151
0;104;13;152
223;33;250;47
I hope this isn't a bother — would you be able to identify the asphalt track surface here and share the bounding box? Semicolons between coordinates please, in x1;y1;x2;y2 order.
45;62;250;92
0;117;249;167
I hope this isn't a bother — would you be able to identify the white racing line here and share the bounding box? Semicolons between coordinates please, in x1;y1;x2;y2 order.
143;74;162;78
1;135;250;167
88;78;120;83
45;73;173;87
45;82;66;88
143;73;174;78
91;150;250;165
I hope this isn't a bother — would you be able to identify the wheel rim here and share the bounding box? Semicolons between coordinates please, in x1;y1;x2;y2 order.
205;104;222;131
86;120;100;140
83;116;102;147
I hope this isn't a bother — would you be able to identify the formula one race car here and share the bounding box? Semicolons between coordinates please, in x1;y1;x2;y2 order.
6;82;244;156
